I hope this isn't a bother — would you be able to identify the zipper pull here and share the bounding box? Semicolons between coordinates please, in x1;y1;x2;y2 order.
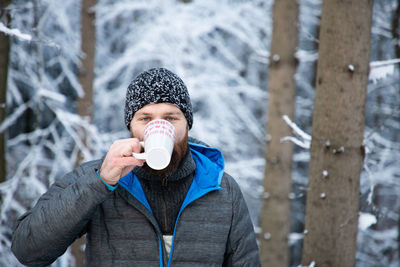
162;176;168;187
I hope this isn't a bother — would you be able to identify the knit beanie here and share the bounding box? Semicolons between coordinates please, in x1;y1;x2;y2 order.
124;68;193;129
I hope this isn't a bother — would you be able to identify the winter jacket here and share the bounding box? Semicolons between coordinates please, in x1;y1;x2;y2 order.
12;141;260;266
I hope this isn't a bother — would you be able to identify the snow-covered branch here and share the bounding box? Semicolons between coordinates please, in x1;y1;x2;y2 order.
280;115;311;149
0;22;32;41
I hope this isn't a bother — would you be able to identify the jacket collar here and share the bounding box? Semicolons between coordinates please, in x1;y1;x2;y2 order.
118;141;225;212
132;149;196;183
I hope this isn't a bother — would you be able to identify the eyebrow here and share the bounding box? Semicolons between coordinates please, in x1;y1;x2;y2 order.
164;112;183;116
135;111;182;116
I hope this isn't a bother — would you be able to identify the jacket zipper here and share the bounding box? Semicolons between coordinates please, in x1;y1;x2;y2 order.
162;189;168;232
161;176;168;233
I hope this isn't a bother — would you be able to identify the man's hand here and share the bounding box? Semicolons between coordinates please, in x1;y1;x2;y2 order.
99;138;145;185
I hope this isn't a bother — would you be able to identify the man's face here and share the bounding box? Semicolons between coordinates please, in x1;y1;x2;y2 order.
130;103;189;176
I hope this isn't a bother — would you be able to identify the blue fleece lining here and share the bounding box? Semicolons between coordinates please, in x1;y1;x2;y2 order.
118;172;153;213
158;236;164;267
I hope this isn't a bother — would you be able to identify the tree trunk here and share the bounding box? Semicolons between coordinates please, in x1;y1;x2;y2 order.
301;1;373;266
0;1;11;185
77;0;96;123
259;0;299;266
71;0;96;266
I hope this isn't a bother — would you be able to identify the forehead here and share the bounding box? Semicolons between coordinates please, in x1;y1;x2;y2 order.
134;103;184;115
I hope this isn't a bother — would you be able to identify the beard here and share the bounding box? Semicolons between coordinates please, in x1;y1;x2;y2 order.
131;130;189;178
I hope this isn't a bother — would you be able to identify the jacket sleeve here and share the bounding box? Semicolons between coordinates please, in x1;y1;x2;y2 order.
11;160;113;266
223;174;261;267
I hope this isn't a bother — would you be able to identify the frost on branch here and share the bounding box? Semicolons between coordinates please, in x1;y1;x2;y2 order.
298;261;316;267
369;59;398;84
0;22;32;41
280;115;311;149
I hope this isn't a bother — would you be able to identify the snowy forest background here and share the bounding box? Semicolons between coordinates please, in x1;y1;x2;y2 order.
0;0;399;266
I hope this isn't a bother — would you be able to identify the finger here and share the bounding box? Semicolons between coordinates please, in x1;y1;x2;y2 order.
112;138;141;144
113;157;145;167
130;141;143;154
109;139;142;157
119;141;142;157
108;138;140;153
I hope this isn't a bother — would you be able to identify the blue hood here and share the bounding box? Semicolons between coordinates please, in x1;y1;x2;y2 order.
187;141;224;189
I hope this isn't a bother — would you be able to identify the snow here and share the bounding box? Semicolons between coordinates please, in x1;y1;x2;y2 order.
263;232;272;240
358;212;377;231
280;115;311;149
369;60;396;84
289;232;304;245
303;261;316;267
0;0;399;266
0;22;32;41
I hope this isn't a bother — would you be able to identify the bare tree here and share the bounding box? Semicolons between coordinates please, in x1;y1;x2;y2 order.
301;1;374;266
259;0;299;266
0;0;11;185
77;0;96;126
71;0;97;266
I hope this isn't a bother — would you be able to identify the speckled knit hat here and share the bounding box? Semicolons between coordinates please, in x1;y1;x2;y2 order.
124;68;193;129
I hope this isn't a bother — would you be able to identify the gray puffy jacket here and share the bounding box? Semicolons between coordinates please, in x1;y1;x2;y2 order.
12;142;260;266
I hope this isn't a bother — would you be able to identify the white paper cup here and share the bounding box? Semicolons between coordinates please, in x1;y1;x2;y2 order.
132;119;176;170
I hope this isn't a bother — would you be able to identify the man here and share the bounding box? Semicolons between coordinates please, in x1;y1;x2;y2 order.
12;68;260;266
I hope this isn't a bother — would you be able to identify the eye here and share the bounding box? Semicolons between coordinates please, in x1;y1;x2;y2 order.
166;117;177;121
139;117;150;122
